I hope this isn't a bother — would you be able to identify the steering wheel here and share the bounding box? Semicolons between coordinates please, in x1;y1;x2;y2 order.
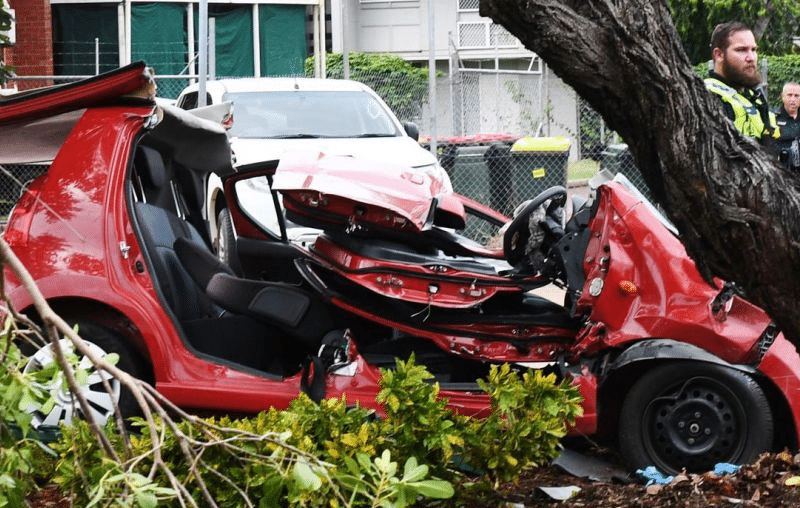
503;186;567;266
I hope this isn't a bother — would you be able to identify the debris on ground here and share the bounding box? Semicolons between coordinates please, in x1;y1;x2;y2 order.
476;449;800;507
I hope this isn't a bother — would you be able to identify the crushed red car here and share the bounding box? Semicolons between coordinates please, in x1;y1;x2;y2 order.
3;62;800;475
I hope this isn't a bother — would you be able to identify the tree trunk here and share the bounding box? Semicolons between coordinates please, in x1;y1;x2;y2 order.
479;0;800;348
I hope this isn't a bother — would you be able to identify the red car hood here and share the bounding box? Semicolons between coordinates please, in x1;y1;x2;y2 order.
272;151;465;232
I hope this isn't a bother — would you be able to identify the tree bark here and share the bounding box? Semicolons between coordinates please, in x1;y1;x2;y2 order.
479;0;800;347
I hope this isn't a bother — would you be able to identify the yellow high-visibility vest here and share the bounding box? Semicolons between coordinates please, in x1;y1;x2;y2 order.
704;77;780;140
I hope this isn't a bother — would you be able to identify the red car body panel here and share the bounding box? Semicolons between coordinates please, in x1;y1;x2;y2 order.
273;151;464;233
309;234;520;308
574;183;773;364
0;63;148;124
1;69;305;414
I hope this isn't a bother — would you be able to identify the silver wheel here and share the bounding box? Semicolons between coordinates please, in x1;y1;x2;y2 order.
23;338;120;428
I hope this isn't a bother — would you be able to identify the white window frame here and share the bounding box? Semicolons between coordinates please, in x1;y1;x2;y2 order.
457;21;519;50
456;0;479;12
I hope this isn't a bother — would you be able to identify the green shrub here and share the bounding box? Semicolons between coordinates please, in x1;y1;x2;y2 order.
13;350;582;506
0;319;58;507
376;356;465;471
765;55;800;105
463;364;583;483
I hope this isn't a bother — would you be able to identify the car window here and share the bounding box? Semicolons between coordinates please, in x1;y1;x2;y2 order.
233;176;282;237
177;91;212;110
222;91;401;139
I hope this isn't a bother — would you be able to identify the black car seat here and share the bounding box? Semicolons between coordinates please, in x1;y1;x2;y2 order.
132;145;333;373
173;236;336;348
135;146;176;212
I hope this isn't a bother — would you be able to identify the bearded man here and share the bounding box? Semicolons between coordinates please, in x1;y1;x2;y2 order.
704;21;779;144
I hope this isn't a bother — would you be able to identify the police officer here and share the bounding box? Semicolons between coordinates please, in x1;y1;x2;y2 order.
775;82;800;171
704;21;779;144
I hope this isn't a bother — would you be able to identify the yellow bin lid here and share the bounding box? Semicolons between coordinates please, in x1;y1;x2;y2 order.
511;135;571;152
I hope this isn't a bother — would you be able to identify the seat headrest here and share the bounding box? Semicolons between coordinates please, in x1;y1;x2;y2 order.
135;146;168;189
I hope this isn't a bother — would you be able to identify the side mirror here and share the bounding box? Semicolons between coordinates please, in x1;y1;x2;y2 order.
403;122;420;141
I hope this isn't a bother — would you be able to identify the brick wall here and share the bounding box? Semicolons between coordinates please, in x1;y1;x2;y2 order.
7;0;53;90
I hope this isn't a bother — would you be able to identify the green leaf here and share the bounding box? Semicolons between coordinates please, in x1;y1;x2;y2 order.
343;456;361;476
86;484;105;508
401;458;428;483
135;491;158;508
409;480;454;499
374;449;397;477
356;452;372;472
292;461;322;491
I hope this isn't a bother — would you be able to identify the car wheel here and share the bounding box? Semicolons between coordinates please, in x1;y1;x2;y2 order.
618;361;773;474
22;321;145;428
216;208;240;273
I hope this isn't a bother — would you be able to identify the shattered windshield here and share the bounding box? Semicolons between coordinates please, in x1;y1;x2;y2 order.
223;90;401;139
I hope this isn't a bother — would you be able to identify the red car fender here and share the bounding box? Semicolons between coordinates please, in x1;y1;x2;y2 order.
575;183;771;365
757;336;800;441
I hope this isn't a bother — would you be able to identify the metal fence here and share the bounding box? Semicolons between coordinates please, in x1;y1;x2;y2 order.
0;164;49;217
576;96;647;195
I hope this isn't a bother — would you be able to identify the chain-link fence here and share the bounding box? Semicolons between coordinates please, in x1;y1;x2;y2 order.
576;96;647;195
0;164;49;217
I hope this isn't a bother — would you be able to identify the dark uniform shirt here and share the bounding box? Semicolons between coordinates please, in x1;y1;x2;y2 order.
775;105;800;171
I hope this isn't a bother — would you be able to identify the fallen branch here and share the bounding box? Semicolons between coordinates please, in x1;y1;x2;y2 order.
0;235;339;507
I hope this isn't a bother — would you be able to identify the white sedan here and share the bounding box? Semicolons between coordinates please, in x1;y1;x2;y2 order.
175;78;449;265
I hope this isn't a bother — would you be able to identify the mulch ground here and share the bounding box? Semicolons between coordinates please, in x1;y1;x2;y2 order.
27;450;800;507
467;450;800;507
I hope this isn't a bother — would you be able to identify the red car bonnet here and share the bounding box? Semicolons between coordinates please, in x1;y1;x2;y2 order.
272;151;464;233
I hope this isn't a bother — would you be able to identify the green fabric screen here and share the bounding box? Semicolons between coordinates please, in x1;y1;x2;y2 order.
131;3;187;75
52;4;119;75
194;5;254;78
258;5;307;76
132;3;188;99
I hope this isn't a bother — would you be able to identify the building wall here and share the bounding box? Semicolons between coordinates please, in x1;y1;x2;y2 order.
354;0;457;58
341;0;530;61
5;0;54;90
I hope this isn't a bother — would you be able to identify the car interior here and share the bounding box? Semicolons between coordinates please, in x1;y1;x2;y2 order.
129;141;343;378
125;105;590;388
126;137;502;386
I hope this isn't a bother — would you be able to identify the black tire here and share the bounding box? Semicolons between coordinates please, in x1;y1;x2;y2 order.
24;321;146;427
216;208;241;274
618;361;773;474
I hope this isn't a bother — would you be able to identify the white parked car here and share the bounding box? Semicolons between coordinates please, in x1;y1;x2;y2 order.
175;78;449;265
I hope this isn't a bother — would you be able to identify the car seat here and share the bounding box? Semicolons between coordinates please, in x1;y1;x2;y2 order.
131;145;333;373
173;236;336;348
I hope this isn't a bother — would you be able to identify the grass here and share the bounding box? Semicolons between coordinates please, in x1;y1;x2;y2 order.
567;159;599;182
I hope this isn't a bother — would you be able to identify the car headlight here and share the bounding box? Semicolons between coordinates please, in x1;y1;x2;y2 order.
417;163;453;193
